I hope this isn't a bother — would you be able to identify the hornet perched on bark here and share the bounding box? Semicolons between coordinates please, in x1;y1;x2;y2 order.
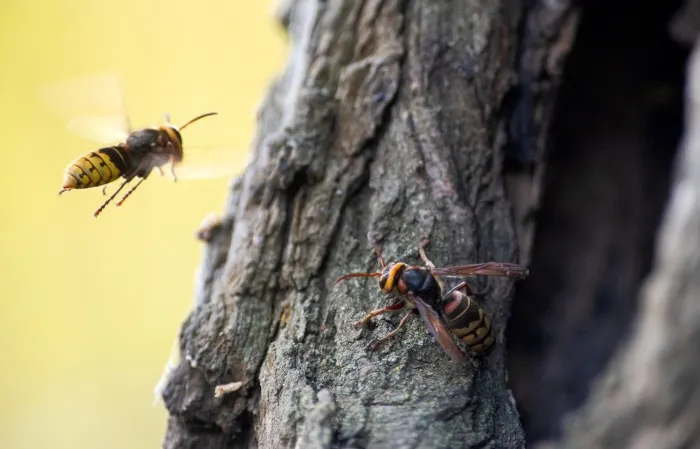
336;234;529;364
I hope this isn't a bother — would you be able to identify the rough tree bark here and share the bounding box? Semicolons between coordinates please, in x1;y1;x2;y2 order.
158;0;700;447
160;0;567;448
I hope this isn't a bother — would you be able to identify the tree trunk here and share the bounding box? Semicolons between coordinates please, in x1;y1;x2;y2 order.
159;0;700;447
547;8;700;448
160;0;569;448
505;0;690;444
524;33;698;448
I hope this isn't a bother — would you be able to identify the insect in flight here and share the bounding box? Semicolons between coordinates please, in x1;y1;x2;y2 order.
335;234;529;364
42;73;238;217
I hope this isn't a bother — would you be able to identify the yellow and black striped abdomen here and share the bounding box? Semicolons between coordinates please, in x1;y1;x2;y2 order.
442;292;495;354
62;147;131;190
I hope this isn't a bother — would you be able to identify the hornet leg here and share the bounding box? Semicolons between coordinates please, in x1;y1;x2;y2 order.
116;177;146;207
94;178;133;217
370;310;415;349
354;299;406;327
442;281;487;299
443;281;472;297
170;164;178;182
419;237;436;269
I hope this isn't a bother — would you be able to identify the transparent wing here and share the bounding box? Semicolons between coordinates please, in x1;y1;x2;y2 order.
40;72;130;143
170;144;244;181
66;116;129;144
432;262;529;280
408;292;467;364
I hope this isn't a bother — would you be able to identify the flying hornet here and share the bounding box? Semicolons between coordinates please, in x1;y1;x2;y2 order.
336;234;529;364
42;73;238;217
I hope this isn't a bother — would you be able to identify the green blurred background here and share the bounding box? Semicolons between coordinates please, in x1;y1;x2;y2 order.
0;1;284;447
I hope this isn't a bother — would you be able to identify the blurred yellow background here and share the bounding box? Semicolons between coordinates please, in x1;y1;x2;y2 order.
0;1;285;448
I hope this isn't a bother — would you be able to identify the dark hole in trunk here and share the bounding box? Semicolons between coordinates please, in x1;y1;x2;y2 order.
506;0;689;443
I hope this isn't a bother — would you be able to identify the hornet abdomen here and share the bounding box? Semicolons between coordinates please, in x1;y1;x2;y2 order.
60;146;131;192
442;291;495;354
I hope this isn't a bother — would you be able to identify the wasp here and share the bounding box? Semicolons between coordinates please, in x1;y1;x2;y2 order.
335;235;529;364
59;112;218;216
43;73;238;217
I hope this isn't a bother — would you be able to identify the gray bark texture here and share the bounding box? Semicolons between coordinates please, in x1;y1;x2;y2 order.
159;0;574;448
